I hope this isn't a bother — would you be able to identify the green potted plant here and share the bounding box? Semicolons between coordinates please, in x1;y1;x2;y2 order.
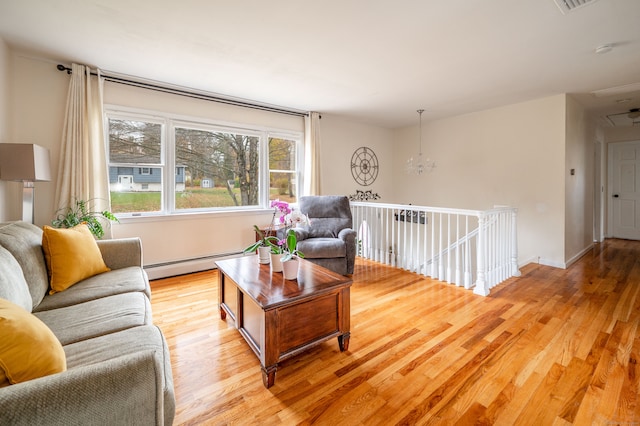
243;225;280;264
279;210;309;280
51;198;119;239
279;229;305;262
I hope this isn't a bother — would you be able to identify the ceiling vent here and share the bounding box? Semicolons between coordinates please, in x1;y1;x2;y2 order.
553;0;600;14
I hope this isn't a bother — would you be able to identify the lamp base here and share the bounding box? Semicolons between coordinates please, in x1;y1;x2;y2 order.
22;182;34;224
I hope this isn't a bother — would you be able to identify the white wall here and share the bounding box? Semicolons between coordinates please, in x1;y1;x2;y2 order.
0;37;18;222
390;95;568;267
318;114;394;199
564;95;595;264
2;54;305;277
604;126;640;143
3;49;605;274
5;53;67;225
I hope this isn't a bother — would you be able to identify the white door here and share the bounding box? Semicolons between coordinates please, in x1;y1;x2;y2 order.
118;175;133;190
609;141;640;240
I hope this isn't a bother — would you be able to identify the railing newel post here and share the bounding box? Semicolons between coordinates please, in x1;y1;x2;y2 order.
511;208;521;278
473;212;489;296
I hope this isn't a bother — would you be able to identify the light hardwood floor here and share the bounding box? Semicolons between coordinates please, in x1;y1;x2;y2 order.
150;238;640;425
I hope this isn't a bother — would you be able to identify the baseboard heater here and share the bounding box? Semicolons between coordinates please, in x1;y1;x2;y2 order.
144;251;243;280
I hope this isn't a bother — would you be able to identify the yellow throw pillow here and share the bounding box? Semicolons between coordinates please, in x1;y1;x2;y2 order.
0;298;66;387
42;224;110;294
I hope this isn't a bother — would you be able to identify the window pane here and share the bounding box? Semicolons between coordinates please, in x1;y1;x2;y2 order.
269;138;296;171
269;137;297;203
269;171;297;203
175;127;260;209
109;119;161;164
108;118;163;214
109;166;162;213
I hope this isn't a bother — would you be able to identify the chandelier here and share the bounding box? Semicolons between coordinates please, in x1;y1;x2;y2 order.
406;109;436;175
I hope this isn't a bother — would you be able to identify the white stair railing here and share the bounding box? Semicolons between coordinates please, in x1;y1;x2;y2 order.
350;202;521;296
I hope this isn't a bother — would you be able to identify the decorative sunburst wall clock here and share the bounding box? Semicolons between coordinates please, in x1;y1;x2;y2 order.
350;147;378;186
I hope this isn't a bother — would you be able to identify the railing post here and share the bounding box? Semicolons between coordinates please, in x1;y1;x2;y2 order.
510;208;522;277
474;212;489;296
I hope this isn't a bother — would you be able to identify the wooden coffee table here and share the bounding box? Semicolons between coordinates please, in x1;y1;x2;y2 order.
216;255;352;388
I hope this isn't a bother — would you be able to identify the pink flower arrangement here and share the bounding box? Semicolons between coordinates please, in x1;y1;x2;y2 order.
271;199;292;227
268;199;310;258
244;199;309;257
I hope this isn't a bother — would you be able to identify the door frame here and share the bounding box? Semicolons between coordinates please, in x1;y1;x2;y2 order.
594;140;605;242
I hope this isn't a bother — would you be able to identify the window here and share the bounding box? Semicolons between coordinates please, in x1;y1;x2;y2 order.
269;136;298;204
174;125;261;210
106;109;303;216
108;118;163;213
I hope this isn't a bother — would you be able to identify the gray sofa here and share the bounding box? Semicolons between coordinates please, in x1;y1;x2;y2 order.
0;221;175;426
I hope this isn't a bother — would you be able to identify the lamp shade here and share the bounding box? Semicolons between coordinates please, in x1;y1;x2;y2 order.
0;143;51;182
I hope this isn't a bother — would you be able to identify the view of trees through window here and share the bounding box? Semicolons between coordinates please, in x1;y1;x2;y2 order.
269;137;297;204
107;115;299;215
174;127;260;209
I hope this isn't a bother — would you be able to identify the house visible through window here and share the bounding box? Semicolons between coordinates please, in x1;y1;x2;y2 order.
106;110;303;216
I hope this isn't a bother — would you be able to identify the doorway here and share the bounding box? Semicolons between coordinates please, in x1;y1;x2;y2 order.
608;140;640;240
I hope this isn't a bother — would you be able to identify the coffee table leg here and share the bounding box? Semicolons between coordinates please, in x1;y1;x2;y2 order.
219;306;226;320
338;332;350;352
262;365;277;388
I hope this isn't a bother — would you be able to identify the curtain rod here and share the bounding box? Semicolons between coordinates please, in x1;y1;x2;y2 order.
56;64;308;118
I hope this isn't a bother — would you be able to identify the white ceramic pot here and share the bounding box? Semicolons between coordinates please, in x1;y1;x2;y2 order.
282;258;299;280
271;253;283;272
258;246;271;264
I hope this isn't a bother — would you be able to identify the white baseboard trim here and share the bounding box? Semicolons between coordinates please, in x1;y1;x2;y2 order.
144;252;241;280
538;258;567;269
528;243;595;270
565;243;594;268
519;256;538;268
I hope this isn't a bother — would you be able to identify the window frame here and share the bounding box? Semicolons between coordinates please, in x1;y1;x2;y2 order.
105;105;304;219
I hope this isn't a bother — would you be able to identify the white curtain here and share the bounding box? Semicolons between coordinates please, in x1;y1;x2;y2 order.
54;63;111;235
303;111;321;195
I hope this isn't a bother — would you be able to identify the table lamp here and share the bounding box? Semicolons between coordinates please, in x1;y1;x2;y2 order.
0;143;52;223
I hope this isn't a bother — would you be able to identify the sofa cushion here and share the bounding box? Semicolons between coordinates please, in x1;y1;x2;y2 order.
304;218;352;238
33;266;150;312
42;224;110;294
34;292;152;345
0;298;66;387
297;237;346;258
0;222;49;308
0;246;32;312
64;325;175;426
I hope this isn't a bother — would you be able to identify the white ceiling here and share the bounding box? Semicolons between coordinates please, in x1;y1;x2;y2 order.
0;0;639;128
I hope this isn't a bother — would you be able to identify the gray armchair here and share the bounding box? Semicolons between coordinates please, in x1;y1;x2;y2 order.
291;195;356;275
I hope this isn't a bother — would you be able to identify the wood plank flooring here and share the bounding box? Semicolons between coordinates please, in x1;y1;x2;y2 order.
150;238;640;425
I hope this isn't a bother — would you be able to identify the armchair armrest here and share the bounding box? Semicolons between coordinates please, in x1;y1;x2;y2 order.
338;228;357;242
97;237;143;270
294;228;310;241
0;350;171;426
339;228;357;274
